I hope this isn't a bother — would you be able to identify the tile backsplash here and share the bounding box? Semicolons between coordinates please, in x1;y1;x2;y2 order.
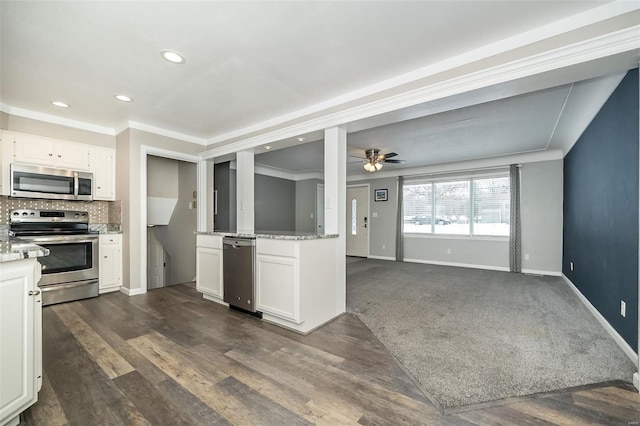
0;196;121;225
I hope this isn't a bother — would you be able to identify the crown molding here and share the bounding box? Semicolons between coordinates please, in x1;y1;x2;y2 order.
201;2;640;155
128;121;207;146
347;149;564;182
254;164;324;181
0;103;116;135
201;21;640;160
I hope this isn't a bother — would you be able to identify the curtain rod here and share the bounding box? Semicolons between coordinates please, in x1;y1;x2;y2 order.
398;163;519;181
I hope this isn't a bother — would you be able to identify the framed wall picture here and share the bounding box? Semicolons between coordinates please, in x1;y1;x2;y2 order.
374;188;388;202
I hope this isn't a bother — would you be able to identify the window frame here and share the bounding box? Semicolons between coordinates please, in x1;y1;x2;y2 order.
403;172;510;239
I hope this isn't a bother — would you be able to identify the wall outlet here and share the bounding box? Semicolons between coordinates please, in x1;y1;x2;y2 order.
524;253;530;261
310;213;314;219
446;248;451;254
570;262;574;271
382;244;386;250
372;212;378;218
621;300;626;317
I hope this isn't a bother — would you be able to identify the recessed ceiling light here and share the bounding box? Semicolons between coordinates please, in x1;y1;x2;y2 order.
161;50;185;64
264;145;272;150
296;137;305;142
51;101;69;108
114;94;133;102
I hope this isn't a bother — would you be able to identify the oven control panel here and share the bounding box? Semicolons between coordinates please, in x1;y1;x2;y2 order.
10;209;89;223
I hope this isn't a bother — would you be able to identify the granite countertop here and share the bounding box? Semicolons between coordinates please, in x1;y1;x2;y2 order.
0;237;50;263
198;231;339;240
90;224;123;234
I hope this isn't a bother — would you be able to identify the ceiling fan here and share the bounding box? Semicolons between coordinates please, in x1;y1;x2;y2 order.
352;148;406;172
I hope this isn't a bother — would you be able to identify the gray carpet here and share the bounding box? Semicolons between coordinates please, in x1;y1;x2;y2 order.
346;259;636;409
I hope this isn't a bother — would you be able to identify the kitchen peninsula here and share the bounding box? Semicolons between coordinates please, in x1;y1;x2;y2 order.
196;231;340;334
0;237;48;426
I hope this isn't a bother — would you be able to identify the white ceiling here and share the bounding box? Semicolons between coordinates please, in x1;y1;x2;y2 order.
1;1;638;176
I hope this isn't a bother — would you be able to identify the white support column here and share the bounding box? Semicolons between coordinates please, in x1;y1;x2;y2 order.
199;159;213;232
236;150;255;233
324;126;347;314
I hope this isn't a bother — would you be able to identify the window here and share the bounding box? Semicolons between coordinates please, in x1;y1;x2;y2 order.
351;198;357;235
403;175;509;236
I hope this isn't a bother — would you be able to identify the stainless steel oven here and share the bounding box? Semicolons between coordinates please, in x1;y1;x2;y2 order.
10;209;99;306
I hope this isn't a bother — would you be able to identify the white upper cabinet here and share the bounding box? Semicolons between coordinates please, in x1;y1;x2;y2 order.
11;133;56;167
53;140;90;170
89;146;116;200
11;133;90;170
1;130;115;199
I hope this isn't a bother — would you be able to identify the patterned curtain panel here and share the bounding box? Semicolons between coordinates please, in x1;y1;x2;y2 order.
396;176;404;262
509;164;522;272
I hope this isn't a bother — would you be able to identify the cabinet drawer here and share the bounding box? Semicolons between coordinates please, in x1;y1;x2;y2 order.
256;239;298;257
100;234;122;245
197;234;222;249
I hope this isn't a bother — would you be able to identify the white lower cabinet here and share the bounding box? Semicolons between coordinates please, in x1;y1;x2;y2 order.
99;234;122;293
256;253;299;323
0;258;42;426
196;235;224;303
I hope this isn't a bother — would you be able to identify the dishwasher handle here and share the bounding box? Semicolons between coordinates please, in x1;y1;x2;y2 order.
223;237;256;249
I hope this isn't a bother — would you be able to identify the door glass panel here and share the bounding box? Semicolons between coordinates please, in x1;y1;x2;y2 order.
38;242;92;274
13;172;73;194
351;198;357;235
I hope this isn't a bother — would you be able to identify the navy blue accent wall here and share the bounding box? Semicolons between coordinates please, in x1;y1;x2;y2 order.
563;69;639;352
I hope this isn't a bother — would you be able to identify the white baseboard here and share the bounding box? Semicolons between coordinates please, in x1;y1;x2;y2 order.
202;293;228;306
404;258;510;272
522;268;561;276
120;286;146;296
562;274;638;366
634;372;639;392
368;255;395;261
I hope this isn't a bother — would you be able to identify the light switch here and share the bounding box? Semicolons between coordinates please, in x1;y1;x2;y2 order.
372;212;378;218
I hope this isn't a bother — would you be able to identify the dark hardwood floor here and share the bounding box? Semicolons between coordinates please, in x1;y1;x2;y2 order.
21;283;640;425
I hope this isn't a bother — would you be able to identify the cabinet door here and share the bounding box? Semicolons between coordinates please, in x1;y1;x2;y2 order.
99;236;122;291
13;134;55;166
90;147;115;200
196;247;223;298
0;260;39;425
256;254;299;322
54;141;90;170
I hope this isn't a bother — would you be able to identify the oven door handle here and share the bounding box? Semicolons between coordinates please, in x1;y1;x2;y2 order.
22;236;98;244
73;172;79;200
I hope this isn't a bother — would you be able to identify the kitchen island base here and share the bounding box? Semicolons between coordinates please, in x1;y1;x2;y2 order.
196;233;342;334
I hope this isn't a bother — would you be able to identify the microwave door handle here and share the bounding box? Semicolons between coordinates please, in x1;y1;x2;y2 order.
73;172;79;199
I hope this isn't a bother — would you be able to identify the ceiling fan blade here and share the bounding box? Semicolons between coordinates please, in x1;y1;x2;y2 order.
384;159;406;164
381;152;398;159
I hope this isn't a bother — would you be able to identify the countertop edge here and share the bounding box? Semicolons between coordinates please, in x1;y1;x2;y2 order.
0;237;50;263
196;231;339;240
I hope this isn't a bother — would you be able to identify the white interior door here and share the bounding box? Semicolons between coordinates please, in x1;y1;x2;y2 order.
346;186;369;257
317;184;324;234
147;227;165;289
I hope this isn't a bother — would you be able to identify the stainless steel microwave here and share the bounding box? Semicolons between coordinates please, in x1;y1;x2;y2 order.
10;163;93;201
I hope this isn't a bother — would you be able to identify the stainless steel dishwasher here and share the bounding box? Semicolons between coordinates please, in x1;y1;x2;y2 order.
223;236;257;312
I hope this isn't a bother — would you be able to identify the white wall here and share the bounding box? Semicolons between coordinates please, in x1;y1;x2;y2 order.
118;128;203;294
521;159;563;274
295;178;323;233
148;156;179;197
154;161;198;285
351;159;563;274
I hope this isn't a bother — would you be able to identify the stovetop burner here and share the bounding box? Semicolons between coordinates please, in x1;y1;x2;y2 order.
9;209;92;236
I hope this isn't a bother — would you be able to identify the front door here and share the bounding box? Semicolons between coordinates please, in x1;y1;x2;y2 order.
346;186;369;257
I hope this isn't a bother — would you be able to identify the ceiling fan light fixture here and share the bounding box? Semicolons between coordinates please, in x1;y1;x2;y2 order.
364;162;375;172
374;162;383;171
